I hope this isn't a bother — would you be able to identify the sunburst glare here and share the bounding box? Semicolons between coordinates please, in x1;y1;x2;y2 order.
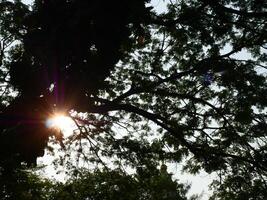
46;114;75;137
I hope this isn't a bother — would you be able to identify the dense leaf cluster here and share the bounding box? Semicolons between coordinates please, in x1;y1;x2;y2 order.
0;167;192;200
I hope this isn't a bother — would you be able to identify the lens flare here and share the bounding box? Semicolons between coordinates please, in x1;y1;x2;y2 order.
46;114;74;136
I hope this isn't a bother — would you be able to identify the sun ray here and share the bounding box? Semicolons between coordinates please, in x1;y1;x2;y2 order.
46;113;75;137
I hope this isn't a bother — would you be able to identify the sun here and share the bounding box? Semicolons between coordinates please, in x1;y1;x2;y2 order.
46;113;75;137
50;115;72;130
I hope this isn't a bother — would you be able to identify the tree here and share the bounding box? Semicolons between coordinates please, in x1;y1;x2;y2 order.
0;166;193;200
51;167;190;200
0;166;54;200
0;0;266;199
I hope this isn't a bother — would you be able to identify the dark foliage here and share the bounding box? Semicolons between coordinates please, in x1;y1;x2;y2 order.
0;0;266;199
1;0;151;166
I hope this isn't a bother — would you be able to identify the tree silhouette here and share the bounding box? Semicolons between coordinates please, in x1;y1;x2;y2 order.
0;0;266;199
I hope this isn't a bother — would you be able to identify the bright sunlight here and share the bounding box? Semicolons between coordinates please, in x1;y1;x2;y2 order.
46;114;75;137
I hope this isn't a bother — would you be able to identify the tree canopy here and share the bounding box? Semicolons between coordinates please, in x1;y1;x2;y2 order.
0;0;266;199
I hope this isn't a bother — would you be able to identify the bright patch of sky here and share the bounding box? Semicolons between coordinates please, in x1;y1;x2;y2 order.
149;0;168;13
21;0;32;5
